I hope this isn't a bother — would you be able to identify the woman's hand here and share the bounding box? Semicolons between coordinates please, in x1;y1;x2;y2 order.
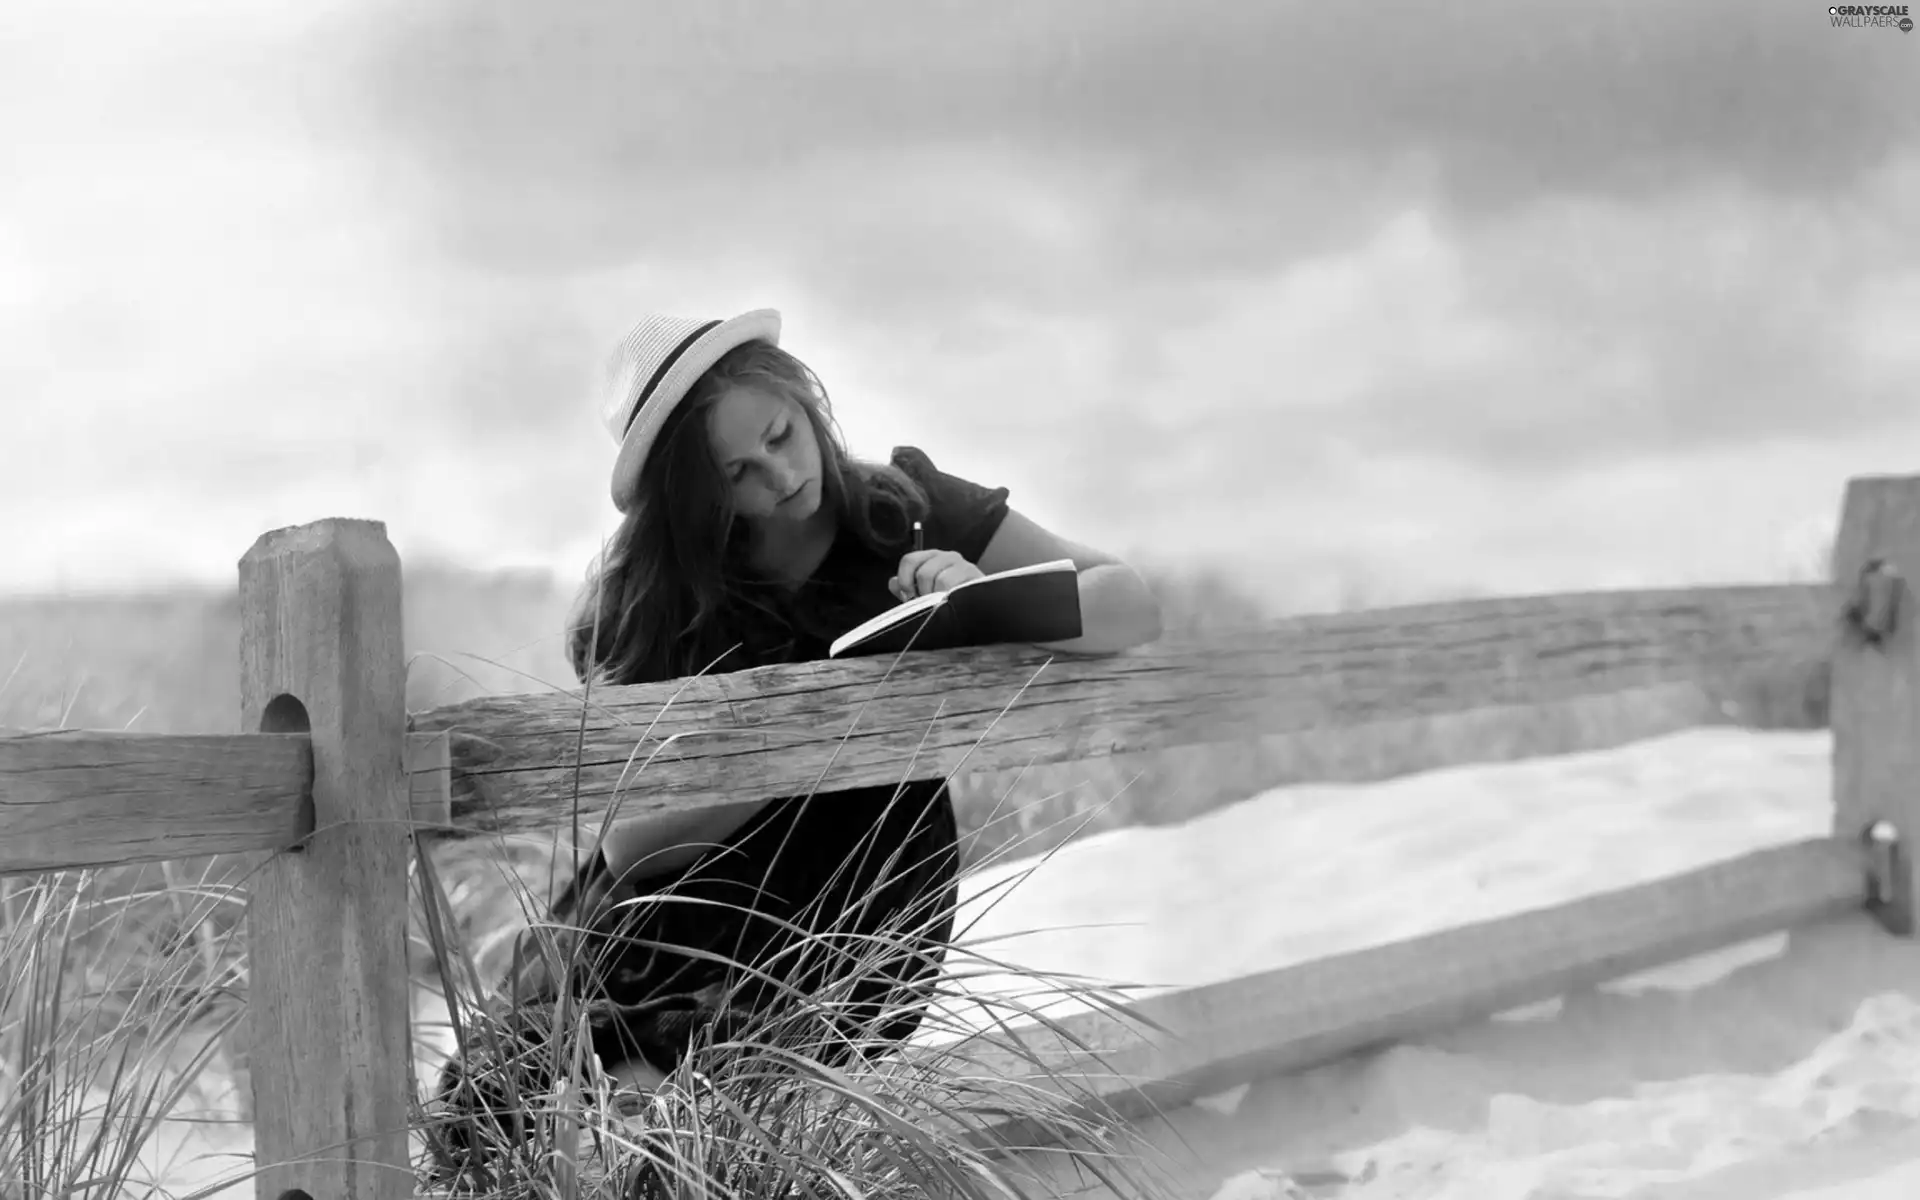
891;549;984;601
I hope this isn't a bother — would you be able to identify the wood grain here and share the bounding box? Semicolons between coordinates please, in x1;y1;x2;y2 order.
405;583;1838;842
937;837;1869;1148
1830;475;1920;935
238;519;413;1200
0;730;452;875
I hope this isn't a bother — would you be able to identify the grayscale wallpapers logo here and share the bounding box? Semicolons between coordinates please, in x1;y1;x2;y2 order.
1829;4;1914;29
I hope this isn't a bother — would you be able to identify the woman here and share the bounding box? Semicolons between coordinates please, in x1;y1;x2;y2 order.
428;308;1163;1170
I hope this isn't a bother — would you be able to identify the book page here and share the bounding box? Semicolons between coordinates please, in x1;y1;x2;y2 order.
828;588;948;657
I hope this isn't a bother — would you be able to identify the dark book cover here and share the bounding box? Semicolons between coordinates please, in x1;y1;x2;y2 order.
829;559;1084;659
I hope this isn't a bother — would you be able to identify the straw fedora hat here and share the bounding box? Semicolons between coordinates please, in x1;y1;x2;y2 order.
602;308;783;513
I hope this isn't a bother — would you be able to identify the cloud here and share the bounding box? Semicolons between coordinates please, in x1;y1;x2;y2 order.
1338;168;1920;472
307;0;1920;484
5;0;1919;606
335;0;1918;276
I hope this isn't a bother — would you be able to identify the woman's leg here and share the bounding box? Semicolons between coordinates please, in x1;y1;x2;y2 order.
426;781;959;1176
577;779;961;1070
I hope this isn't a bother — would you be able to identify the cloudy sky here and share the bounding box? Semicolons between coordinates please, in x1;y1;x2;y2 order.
4;0;1916;609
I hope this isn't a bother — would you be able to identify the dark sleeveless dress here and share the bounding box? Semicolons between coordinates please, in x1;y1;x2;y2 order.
427;447;1011;1173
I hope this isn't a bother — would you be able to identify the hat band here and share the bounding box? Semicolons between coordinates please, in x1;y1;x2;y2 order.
622;319;722;437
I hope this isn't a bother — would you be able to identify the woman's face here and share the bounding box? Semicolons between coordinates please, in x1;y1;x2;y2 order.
706;384;824;524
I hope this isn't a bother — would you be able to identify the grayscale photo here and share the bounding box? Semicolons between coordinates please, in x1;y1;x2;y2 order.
1;2;1917;1198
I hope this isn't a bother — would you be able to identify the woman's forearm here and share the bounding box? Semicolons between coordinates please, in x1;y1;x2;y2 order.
1035;563;1164;655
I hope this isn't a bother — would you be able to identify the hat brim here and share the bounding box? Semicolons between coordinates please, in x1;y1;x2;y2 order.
609;309;782;513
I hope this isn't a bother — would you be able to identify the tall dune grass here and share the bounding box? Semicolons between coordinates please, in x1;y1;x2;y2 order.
0;830;253;1196
0;603;1202;1198
408;814;1185;1199
400;623;1202;1198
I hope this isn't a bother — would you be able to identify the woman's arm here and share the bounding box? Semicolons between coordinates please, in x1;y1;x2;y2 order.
976;510;1164;655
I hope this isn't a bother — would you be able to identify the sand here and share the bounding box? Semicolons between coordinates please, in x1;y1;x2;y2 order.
112;726;1920;1198
950;728;1920;1199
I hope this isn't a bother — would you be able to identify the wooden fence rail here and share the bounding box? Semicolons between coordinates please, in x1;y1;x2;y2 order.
2;584;1834;866
1;473;1917;1200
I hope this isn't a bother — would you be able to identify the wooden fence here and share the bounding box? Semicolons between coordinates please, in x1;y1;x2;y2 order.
3;473;1918;1200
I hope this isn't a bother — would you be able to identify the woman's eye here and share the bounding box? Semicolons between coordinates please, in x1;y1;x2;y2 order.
770;427;790;447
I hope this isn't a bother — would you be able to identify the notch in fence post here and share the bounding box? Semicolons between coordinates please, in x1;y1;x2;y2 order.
1831;476;1920;937
240;520;414;1200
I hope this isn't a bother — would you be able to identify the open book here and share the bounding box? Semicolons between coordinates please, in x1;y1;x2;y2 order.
829;558;1084;659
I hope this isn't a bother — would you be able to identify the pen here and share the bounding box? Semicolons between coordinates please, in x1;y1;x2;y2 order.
913;520;924;554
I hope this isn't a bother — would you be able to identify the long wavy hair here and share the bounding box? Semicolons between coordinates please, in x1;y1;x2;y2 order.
567;340;928;686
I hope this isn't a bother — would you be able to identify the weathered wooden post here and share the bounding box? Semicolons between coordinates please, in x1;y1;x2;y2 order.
239;519;414;1199
1831;475;1920;937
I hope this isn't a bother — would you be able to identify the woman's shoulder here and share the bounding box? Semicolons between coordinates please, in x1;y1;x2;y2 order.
884;445;1011;563
884;445;1003;496
885;444;943;484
